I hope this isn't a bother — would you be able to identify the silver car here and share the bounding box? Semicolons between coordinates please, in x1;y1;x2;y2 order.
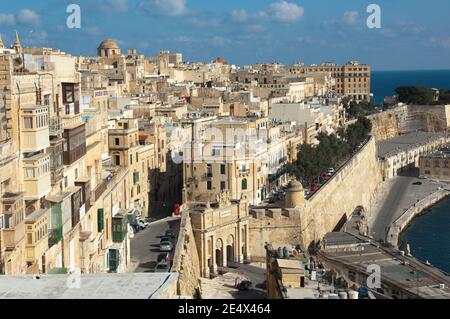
160;241;173;252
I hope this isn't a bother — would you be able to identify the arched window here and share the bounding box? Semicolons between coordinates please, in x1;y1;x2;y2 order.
242;178;248;190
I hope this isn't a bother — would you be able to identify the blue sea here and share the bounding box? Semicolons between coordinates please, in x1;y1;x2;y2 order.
371;69;450;104
399;197;450;274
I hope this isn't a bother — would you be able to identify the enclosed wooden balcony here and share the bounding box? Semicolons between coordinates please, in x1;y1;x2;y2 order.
22;153;51;200
20;104;50;153
24;208;49;263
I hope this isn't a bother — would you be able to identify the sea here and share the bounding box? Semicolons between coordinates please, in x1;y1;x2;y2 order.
371;69;450;104
399;196;450;274
372;69;450;273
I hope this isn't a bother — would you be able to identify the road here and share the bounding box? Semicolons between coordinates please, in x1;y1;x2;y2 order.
130;217;180;273
371;176;413;241
370;174;446;242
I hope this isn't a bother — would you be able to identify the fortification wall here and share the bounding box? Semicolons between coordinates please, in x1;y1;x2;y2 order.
369;105;450;142
171;213;201;298
248;208;302;261
301;137;383;247
368;107;403;141
248;137;383;258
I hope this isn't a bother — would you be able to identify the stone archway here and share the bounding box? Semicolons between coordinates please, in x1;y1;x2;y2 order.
226;234;235;265
215;238;224;268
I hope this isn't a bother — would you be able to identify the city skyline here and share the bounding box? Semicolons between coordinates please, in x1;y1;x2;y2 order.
1;0;450;71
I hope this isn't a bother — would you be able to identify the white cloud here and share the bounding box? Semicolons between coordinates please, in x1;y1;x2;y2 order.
246;24;265;33
141;0;189;17
18;9;41;26
0;13;16;26
174;35;194;44
211;36;231;47
430;36;450;49
25;30;48;46
343;11;358;26
231;9;248;22
267;1;304;22
99;0;129;13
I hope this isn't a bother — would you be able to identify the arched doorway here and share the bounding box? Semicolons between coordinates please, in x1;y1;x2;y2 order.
226;235;234;264
215;239;223;268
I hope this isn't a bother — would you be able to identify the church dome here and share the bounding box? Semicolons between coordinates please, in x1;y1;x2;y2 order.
98;39;120;50
97;39;121;57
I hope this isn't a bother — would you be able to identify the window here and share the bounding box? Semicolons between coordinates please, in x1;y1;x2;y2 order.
221;164;226;175
75;168;78;180
24;117;33;129
242;178;248;190
115;138;120;146
25;168;35;178
136;152;139;162
130;154;133;165
207;181;212;190
220;181;226;190
62;84;75;103
115;155;121;166
44;94;50;106
64;176;68;188
212;148;221;156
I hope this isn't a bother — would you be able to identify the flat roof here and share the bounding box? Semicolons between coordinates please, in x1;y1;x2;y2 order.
277;259;304;270
321;233;450;299
25;209;48;222
0;273;178;299
323;232;365;247
377;132;446;158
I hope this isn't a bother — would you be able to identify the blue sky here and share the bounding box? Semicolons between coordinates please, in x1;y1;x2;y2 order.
1;0;450;70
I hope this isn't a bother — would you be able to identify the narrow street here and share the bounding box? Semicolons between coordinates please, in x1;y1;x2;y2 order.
130;217;181;273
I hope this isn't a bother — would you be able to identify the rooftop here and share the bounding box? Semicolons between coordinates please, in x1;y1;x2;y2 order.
377;132;447;158
0;273;178;299
320;232;450;299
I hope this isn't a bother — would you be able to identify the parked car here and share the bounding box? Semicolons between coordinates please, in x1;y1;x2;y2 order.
304;188;311;197
137;218;149;229
154;261;171;273
157;252;171;264
413;181;423;186
165;229;176;239
322;174;330;181
160;241;173;252
311;184;319;192
160;236;174;244
328;167;335;174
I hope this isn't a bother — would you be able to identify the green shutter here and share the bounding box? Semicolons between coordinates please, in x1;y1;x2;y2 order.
109;249;119;272
97;208;104;232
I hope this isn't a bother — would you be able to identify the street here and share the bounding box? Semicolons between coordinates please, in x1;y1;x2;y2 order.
370;173;446;242
130;217;181;273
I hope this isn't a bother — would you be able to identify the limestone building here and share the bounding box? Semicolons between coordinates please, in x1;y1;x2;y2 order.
188;192;250;277
289;61;371;101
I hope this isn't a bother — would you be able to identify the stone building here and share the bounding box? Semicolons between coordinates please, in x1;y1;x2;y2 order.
188;191;250;278
419;147;450;181
289;61;371;101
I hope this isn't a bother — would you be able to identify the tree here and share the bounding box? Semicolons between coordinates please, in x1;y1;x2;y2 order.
395;86;434;105
289;117;372;187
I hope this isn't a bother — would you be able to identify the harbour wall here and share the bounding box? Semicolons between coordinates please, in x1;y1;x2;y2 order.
387;188;450;248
